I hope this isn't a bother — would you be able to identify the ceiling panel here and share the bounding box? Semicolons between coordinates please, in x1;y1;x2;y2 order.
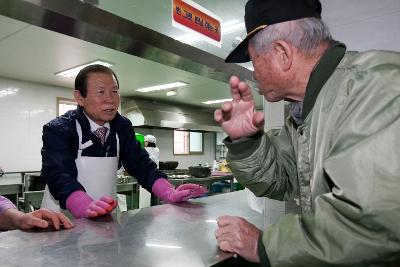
0;0;399;112
0;14;247;108
0;14;28;40
98;0;248;60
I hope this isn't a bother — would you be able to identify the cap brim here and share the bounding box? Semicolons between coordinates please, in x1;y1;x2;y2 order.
225;36;251;63
225;25;267;63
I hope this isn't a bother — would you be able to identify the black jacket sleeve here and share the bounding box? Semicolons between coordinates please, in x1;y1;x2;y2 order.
41;119;85;209
117;117;165;192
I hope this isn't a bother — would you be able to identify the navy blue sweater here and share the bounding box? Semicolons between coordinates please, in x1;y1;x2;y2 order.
41;106;165;209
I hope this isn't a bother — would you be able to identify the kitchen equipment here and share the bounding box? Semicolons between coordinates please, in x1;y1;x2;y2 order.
168;174;191;179
219;160;231;173
117;176;131;184
159;161;179;170
188;165;211;178
25;174;46;191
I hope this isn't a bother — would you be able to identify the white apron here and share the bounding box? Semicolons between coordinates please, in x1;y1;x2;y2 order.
139;147;159;208
41;120;119;214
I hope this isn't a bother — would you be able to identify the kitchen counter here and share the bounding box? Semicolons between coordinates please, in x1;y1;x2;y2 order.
0;174;139;211
0;174;23;205
0;174;22;195
0;190;264;267
169;174;235;193
0;174;138;193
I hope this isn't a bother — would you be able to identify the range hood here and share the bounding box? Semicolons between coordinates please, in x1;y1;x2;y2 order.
121;98;222;132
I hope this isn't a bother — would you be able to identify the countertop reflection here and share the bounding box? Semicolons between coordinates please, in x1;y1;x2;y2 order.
0;191;263;267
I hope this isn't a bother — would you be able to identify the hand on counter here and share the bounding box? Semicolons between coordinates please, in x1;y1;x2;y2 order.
215;215;261;263
85;196;117;218
66;191;117;219
152;178;208;203
2;208;73;230
176;183;208;198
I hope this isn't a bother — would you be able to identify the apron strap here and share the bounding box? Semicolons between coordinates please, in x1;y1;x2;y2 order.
116;133;120;156
76;120;84;157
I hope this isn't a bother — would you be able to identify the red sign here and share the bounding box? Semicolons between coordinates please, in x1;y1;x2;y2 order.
172;0;221;44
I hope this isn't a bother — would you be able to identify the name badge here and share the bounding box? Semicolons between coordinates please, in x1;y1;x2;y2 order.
80;140;93;150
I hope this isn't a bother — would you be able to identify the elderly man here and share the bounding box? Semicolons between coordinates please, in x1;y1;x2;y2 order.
214;0;400;266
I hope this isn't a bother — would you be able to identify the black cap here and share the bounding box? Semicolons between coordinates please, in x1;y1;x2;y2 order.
225;0;322;63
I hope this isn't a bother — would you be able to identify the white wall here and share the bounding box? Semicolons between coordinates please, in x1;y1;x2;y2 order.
0;76;216;172
0;76;73;172
135;127;216;169
321;0;400;52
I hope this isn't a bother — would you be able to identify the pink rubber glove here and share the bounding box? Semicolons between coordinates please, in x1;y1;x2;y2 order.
66;190;117;219
176;183;208;199
152;178;208;203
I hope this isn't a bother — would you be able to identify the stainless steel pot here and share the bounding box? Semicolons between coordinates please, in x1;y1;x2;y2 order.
117;176;130;184
188;166;211;178
159;161;179;170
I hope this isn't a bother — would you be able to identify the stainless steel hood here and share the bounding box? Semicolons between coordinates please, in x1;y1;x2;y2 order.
0;0;254;85
121;98;221;132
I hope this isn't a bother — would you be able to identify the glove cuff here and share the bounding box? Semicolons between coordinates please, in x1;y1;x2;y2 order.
152;178;174;202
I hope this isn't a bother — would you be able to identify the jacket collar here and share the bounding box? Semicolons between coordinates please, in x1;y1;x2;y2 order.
75;106;123;143
302;42;346;121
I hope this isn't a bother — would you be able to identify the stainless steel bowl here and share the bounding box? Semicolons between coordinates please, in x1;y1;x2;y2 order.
117;176;130;184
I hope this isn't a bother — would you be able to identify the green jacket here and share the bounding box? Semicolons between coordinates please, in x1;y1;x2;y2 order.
225;44;400;266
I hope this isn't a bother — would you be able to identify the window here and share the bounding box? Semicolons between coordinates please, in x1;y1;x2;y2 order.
57;97;77;116
173;130;203;155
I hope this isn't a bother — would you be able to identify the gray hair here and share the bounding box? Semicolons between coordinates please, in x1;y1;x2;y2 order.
249;17;334;57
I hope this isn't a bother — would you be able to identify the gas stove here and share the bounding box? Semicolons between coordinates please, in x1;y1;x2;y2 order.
161;169;193;179
167;174;192;179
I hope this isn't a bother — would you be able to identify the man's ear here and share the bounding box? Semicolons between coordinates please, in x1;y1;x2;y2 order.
74;90;84;106
273;40;292;71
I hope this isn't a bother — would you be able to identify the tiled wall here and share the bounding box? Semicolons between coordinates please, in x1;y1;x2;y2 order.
0;76;74;172
135;127;216;169
0;76;216;172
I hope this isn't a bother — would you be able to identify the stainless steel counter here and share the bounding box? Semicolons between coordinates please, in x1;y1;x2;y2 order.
0;174;139;210
0;191;263;267
0;175;138;194
169;175;235;193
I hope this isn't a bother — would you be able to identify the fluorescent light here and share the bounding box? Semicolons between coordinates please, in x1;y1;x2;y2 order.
0;88;18;97
136;81;188;93
146;243;182;249
30;109;45;115
202;98;233;105
175;20;245;44
205;219;217;223
166;90;178;96
222;19;240;28
222;22;245;35
56;60;113;78
175;33;201;44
